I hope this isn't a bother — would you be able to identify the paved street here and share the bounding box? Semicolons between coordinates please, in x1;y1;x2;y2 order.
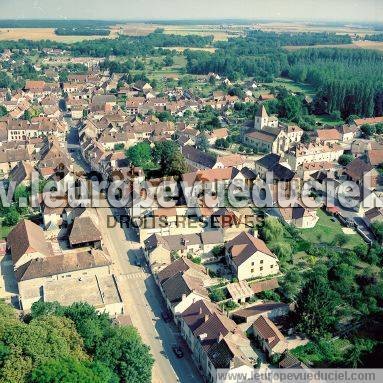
96;205;203;383
66;119;203;383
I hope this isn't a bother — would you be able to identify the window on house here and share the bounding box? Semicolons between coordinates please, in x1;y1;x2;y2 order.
260;260;264;264
260;267;263;271
251;268;254;273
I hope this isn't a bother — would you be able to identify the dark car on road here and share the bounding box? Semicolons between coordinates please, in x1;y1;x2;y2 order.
172;344;184;358
161;310;171;322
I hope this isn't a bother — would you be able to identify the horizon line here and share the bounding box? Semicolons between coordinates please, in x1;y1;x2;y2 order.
0;17;381;25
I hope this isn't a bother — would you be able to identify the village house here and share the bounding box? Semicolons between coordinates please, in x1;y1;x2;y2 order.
285;142;344;171
155;258;211;320
279;204;319;229
143;231;224;271
6;219;117;313
252;315;288;357
316;128;341;144
225;232;279;281
344;158;379;189
182;146;216;170
179;299;256;383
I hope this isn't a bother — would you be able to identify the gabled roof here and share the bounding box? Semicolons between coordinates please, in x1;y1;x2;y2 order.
180;299;219;332
225;232;275;267
68;216;101;246
161;272;208;304
345;158;374;181
15;248;111;282
253;315;286;350
182;146;216;169
256;153;281;170
316;128;341;141
156;257;206;285
7;220;52;266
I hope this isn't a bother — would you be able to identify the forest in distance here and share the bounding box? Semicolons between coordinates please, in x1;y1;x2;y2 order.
0;28;383;118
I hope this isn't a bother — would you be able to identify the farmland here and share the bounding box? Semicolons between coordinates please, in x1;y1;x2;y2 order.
0;27;119;42
284;40;383;52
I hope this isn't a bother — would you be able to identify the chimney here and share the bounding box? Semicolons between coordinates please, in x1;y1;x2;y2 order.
218;332;224;342
199;333;207;341
204;314;209;322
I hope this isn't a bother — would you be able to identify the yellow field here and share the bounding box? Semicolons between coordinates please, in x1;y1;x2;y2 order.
284;40;383;52
0;28;121;42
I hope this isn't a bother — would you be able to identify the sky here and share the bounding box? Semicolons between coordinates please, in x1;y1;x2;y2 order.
0;0;382;22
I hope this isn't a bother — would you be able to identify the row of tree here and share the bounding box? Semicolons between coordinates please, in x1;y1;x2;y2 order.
55;28;111;36
285;48;383;117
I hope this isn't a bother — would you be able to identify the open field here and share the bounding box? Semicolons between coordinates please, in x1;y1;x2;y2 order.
161;25;232;41
254;21;379;35
162;46;217;52
0;27;119;42
284;40;383;52
114;23;156;36
267;77;316;96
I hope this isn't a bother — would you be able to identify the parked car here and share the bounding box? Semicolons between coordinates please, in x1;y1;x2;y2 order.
172;344;184;358
161;310;171;323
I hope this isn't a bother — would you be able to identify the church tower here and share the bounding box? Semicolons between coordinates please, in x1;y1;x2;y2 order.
254;105;269;131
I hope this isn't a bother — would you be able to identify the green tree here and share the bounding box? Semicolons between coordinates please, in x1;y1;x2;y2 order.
29;357;118;383
278;95;302;122
3;206;20;226
371;221;383;243
153;141;188;176
295;272;341;338
375;123;383;134
209;288;226;302
30;302;154;383
260;217;284;243
196;133;209;152
272;242;293;265
94;326;154;383
0;105;7;117
338;154;354;166
361;124;376;138
125;142;153;169
14;184;30;214
346;338;376;368
280;269;302;302
163;55;174;67
23;109;32;121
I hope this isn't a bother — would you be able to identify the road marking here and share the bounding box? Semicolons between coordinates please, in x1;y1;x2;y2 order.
120;271;148;280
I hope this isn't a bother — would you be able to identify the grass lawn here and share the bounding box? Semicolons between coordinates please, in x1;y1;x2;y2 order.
316;114;345;127
267;77;316;97
298;209;364;249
